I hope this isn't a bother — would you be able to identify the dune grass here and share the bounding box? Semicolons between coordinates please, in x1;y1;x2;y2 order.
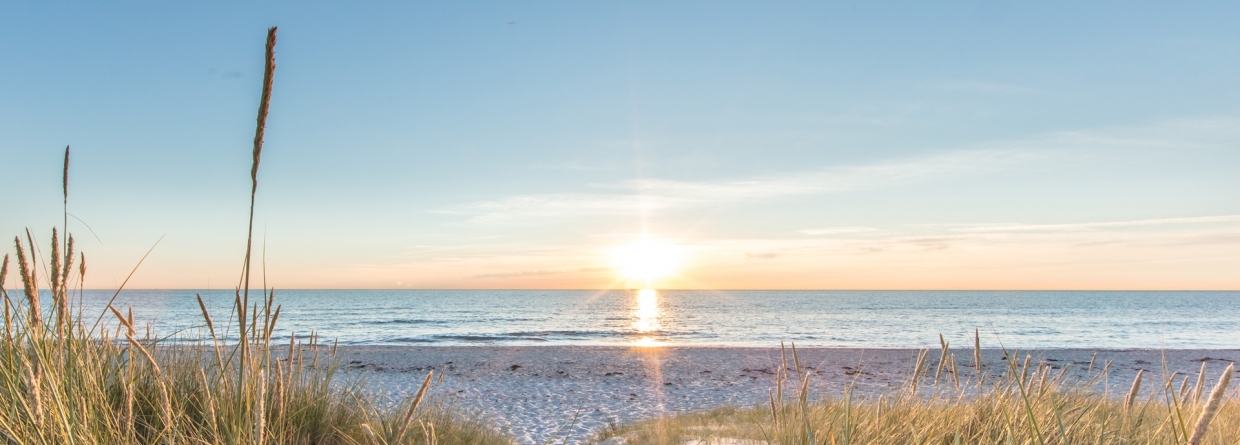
599;342;1239;445
0;27;510;445
0;230;509;445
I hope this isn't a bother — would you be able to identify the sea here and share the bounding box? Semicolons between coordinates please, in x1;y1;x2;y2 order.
48;289;1240;349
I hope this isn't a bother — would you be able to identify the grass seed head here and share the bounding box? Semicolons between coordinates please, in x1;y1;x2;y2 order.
1188;363;1235;445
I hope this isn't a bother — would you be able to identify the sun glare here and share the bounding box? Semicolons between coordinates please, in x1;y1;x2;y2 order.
609;238;685;287
632;289;664;346
633;289;661;332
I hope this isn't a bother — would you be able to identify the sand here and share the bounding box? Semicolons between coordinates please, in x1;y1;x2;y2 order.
340;346;1240;445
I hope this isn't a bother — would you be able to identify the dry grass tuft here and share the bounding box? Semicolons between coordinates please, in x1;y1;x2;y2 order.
0;237;510;444
601;344;1239;445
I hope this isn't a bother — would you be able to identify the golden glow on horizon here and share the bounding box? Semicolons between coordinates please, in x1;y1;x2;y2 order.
610;238;684;287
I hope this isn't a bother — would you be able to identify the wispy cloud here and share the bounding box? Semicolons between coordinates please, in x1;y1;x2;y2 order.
615;148;1034;199
950;215;1240;234
445;148;1036;224
474;267;609;279
799;227;880;236
745;252;779;259
1039;116;1240;150
678;212;1240;264
440;116;1240;226
346;212;1239;289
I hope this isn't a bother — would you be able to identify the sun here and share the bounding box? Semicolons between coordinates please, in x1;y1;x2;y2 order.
609;237;685;287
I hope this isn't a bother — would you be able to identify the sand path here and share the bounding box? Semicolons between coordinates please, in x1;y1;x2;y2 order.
342;346;1240;444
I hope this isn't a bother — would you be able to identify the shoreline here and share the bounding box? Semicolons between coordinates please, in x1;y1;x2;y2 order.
340;345;1240;444
334;344;1240;350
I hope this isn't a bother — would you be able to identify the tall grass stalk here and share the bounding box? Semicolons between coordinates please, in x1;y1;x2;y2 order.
236;27;278;410
1188;363;1234;445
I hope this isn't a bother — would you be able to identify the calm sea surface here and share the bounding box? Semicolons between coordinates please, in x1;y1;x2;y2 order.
50;290;1240;349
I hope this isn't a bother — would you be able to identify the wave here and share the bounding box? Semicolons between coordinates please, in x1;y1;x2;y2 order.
381;337;440;343
382;330;623;344
434;334;545;342
503;330;613;338
371;318;450;325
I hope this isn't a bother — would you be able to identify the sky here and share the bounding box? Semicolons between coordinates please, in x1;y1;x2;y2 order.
1;1;1237;290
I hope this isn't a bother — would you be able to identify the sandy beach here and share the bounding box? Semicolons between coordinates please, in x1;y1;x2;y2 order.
341;346;1240;444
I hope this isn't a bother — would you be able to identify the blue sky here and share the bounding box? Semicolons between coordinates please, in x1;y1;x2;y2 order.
2;1;1237;289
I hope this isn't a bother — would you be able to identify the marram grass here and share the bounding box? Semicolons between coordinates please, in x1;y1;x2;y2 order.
0;25;508;445
0;231;510;445
601;392;1240;445
599;344;1239;445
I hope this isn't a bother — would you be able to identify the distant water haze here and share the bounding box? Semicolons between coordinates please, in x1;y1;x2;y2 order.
52;289;1240;349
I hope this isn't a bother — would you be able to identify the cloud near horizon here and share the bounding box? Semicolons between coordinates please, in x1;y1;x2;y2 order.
291;212;1239;290
442;147;1039;224
365;116;1240;290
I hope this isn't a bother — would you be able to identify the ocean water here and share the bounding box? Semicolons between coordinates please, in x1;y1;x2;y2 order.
45;289;1240;349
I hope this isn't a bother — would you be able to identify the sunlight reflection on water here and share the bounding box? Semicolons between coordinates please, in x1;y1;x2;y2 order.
633;289;663;345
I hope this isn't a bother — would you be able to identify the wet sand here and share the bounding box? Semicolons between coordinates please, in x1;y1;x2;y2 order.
341;346;1240;445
